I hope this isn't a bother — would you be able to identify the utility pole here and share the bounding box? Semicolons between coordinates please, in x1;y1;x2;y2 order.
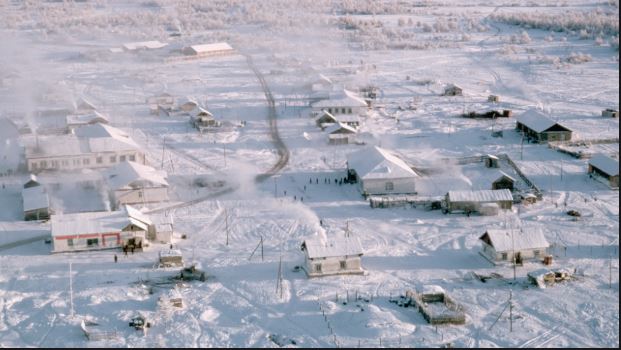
161;138;166;169
560;158;563;181
225;208;229;246
223;144;227;168
69;262;74;319
520;134;524;160
509;291;513;332
610;254;613;289
274;177;277;198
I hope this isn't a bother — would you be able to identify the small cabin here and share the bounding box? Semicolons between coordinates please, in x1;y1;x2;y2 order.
588;154;619;188
158;249;184;268
479;229;549;264
492;171;515;191
445;189;513;214
485;155;499;168
443;84;463;96
301;237;364;277
602;109;619;118
488;95;500;103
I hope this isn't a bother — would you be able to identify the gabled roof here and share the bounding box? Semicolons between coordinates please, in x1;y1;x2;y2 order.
325;122;357;135
106;161;168;190
494;170;516;183
192;107;214;118
187;42;233;54
448;189;513;202
66;111;109;126
51;205;151;237
22;185;49;212
74;97;97;111
480;229;549;253
589;154;619;176
303;237;364;259
516;109;571;133
347;146;419;180
311;89;368;108
23;174;40;188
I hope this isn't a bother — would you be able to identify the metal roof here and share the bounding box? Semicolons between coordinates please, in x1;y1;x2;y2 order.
515;109;570;133
22;186;49;212
188;42;233;54
106;161;168;190
447;189;513;203
51;205;151;237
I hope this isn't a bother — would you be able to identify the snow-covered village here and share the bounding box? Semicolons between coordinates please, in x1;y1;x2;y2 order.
0;0;618;348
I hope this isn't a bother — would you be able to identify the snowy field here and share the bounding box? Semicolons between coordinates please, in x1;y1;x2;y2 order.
0;0;618;348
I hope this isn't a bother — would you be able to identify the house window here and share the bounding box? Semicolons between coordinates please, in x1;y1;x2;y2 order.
120;155;126;162
340;261;347;270
110;155;116;163
534;250;540;257
83;158;90;165
73;159;80;166
314;264;322;273
32;162;38;170
51;160;58;168
40;160;47;168
328;108;332;113
87;238;99;247
138;191;143;198
129;154;136;162
385;182;394;191
62;160;69;167
67;239;74;247
96;157;103;164
342;108;346;114
501;252;508;260
348;108;352;114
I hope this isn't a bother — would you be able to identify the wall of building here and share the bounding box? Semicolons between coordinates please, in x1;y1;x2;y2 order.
28;151;145;172
113;187;169;208
360;177;416;196
24;208;50;221
305;256;363;276
484;244;547;262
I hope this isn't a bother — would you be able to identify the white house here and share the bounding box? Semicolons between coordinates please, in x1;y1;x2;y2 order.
445;189;513;214
479;229;549;264
104;161;169;209
301;236;364;277
182;42;234;57
315;110;360;130
22;174;51;221
25;124;145;172
325;122;357;145
347;146;419;196
51;205;155;253
311;89;369;117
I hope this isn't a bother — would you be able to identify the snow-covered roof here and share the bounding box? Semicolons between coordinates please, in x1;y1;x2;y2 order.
325;122;357;135
66;111;109;126
22;185;49;212
191;107;214;118
311;89;368;109
74;97;96;111
516;109;570;133
480;229;549;253
159;249;182;258
447;189;513;203
303;237;364;259
589;154;619;176
347;146;419;180
24;174;39;187
422;285;446;295
187;42;233;54
122;41;168;51
106;161;168;190
51;205;151;237
25;127;140;159
124;205;153;226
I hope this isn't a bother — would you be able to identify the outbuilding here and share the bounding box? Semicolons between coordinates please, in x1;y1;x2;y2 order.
182;42;234;57
347;146;419;197
51;205;155;253
445;189;513;214
479;229;549;264
588;153;619;188
315;110;360;129
104;161;169;209
326;122;357;145
491;171;516;191
443;84;463;96
65;111;110;132
301;237;364;277
22;174;51;221
515;109;572;143
601;109;618;118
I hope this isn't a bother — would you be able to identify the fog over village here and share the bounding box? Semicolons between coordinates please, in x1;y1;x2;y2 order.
0;0;618;347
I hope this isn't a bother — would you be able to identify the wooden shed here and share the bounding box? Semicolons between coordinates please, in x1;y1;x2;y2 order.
601;109;619;118
443;84;463;96
492;171;516;191
326;122;357;145
588;154;619;188
22;175;51;221
515;109;572;143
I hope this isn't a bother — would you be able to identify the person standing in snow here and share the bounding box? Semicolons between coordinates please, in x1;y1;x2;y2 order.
114;254;117;263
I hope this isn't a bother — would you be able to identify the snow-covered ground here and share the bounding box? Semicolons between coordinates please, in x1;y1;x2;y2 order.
0;0;618;347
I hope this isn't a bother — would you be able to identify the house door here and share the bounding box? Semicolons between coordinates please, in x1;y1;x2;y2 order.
515;252;523;265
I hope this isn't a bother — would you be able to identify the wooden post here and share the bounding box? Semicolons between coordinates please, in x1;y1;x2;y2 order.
509;291;513;332
225;208;229;246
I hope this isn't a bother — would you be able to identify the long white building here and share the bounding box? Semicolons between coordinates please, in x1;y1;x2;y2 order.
25;123;145;173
